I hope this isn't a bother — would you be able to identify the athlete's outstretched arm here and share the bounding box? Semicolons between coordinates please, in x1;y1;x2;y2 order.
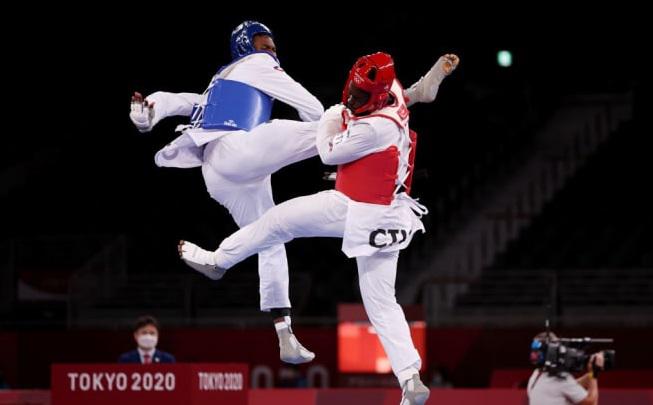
405;54;459;107
129;91;204;133
245;54;324;122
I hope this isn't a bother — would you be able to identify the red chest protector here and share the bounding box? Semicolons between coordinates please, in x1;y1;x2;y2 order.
335;129;417;205
335;80;416;205
336;145;399;206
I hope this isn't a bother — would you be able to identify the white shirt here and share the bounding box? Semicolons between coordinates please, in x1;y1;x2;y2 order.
151;52;325;168
527;369;588;405
146;52;324;127
317;116;406;166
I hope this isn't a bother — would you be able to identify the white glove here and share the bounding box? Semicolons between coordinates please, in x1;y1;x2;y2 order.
318;104;346;136
406;54;460;105
129;92;155;133
323;103;346;120
437;53;460;76
316;104;347;158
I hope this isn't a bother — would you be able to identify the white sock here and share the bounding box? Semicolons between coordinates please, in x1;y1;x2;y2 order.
274;316;295;338
398;367;420;387
274;321;289;332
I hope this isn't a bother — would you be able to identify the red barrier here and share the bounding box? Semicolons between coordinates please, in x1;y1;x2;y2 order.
491;368;653;388
0;390;50;405
249;388;653;405
2;388;653;405
50;363;247;405
2;327;653;388
248;388;526;405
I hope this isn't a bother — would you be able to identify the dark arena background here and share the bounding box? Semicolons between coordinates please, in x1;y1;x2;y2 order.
2;7;652;405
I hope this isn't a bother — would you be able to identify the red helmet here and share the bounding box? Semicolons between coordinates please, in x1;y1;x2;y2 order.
342;52;396;115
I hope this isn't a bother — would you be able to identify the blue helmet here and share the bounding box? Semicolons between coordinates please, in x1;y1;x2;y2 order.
230;20;274;59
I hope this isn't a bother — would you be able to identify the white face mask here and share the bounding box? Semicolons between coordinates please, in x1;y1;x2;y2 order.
137;334;158;350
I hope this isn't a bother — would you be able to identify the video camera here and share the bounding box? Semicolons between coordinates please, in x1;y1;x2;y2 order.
530;335;615;376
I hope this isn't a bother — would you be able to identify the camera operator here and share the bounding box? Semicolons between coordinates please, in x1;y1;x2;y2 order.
527;332;605;405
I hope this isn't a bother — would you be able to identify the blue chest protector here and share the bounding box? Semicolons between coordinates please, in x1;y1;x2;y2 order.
199;79;273;131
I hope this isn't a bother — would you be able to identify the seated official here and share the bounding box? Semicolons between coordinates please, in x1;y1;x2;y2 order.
118;315;175;364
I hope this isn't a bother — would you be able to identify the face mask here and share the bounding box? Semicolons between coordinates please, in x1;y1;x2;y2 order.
137;334;158;350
